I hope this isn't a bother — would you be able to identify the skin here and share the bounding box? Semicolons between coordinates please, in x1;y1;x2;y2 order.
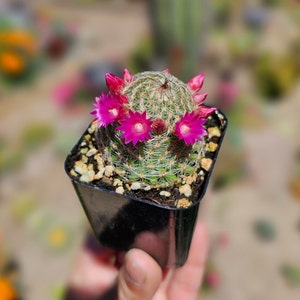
66;221;209;300
118;221;209;300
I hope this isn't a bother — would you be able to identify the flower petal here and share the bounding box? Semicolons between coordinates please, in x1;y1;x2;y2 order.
105;73;124;93
116;110;153;145
196;106;216;118
90;92;126;127
188;73;205;93
123;69;134;83
193;93;208;105
174;112;207;145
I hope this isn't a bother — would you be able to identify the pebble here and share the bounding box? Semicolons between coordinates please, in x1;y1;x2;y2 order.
115;186;125;194
160;191;171;197
201;158;213;171
143;185;151;191
176;198;192;208
179;184;192;197
104;165;115;177
80;170;95;183
208;127;221;139
206;142;218;152
94;169;105;180
86;148;98;157
131;182;142;190
80;147;88;154
113;179;123;186
70;169;78;177
74;161;88;175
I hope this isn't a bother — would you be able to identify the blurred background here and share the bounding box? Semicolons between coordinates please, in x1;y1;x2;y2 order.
0;0;300;299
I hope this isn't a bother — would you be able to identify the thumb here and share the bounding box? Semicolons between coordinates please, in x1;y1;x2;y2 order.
118;249;162;300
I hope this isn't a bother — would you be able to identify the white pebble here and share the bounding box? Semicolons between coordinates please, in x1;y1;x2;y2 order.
179;184;192;197
159;191;171;197
115;186;125;194
104;165;115;177
80;170;95;183
86;148;98;157
131;182;141;190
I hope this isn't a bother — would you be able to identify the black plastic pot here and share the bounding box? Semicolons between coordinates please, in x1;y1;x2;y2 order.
65;112;227;268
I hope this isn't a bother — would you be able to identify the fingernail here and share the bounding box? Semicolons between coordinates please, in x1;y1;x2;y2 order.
124;254;146;286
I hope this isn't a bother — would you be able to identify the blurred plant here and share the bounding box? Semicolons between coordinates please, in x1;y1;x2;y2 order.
35;13;77;60
21;122;53;151
212;0;232;27
253;218;277;241
281;264;300;286
147;0;207;80
0;24;41;85
229;31;258;63
0;137;25;177
128;37;154;74
288;150;300;202
254;53;299;100
11;195;74;253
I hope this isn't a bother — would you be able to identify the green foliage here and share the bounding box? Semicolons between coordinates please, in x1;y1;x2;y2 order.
281;264;300;286
254;54;299;100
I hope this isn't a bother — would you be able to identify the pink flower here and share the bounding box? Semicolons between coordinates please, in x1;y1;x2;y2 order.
91;92;126;127
123;69;134;83
105;73;124;93
174;112;207;146
196;106;216;118
188;73;205;93
206;272;220;288
117;110;153;145
193;93;208;105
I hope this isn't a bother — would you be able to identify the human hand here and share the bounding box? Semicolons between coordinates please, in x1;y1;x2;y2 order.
64;221;209;300
118;221;209;300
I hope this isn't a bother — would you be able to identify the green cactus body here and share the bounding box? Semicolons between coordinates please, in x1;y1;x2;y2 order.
97;71;204;189
68;69;225;207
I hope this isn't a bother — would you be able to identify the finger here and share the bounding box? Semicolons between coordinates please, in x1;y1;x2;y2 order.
118;248;162;300
167;221;209;300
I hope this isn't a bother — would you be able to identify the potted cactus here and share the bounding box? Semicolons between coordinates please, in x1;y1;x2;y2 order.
65;69;227;267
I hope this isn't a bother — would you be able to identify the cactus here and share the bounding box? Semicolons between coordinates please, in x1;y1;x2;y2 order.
69;69;223;206
147;0;208;80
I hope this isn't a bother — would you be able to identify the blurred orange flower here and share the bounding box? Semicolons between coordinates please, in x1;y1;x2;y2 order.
0;51;25;75
0;278;16;300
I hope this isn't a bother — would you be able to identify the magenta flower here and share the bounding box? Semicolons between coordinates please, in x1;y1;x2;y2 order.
193;93;208;105
105;73;124;93
196;106;216;118
187;73;205;93
91;92;126;127
174;112;207;145
123;69;134;83
117;110;153;145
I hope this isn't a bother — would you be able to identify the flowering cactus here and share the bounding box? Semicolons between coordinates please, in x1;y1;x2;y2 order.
70;69;225;206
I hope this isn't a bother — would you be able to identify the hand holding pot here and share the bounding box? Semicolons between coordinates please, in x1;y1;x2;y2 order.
118;221;209;300
64;221;208;300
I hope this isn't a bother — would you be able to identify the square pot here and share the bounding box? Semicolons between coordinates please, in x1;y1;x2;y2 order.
65;110;227;267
